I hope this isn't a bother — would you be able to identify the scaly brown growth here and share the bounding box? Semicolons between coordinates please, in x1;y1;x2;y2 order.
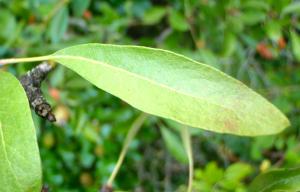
19;62;56;122
100;185;113;192
41;185;50;192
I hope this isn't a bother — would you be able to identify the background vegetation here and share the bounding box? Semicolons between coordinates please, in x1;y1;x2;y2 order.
0;0;299;191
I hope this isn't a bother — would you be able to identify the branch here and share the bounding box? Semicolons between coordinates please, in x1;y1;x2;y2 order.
19;62;56;122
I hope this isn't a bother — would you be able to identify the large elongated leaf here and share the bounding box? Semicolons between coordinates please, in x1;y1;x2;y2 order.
0;71;42;192
46;44;289;136
249;167;300;192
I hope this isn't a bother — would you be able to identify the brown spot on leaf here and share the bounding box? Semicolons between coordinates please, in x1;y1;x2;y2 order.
223;119;237;132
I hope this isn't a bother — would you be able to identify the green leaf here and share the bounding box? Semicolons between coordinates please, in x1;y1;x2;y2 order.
168;9;189;31
0;10;16;41
46;44;289;136
281;2;300;17
265;21;282;42
2;43;290;136
71;0;90;17
249;167;300;192
48;6;69;44
240;11;266;25
222;32;237;57
0;71;42;192
165;120;202;136
290;31;300;62
143;6;166;25
242;1;270;11
220;163;252;190
202;162;224;184
160;126;188;163
28;0;40;9
224;163;253;182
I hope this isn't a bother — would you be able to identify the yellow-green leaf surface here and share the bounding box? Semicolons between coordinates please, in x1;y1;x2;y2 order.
249;167;300;192
35;44;289;136
0;71;42;192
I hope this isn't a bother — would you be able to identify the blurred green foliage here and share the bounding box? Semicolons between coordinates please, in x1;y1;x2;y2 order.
0;0;300;191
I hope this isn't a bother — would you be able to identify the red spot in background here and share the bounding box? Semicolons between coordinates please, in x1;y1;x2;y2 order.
256;43;273;60
49;88;60;101
278;37;286;49
83;10;92;20
28;15;36;24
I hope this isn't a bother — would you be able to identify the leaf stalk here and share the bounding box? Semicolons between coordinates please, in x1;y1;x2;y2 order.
181;126;194;192
0;56;52;66
106;113;148;187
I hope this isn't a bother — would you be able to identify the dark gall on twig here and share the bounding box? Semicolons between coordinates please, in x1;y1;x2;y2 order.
100;185;113;192
41;185;50;192
19;62;56;122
